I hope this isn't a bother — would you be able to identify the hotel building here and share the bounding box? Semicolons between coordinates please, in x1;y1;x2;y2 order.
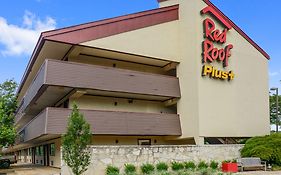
9;0;270;168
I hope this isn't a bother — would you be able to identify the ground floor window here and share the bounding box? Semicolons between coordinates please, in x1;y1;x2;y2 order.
36;146;44;156
35;147;39;156
50;143;55;156
28;148;32;156
138;139;151;145
39;146;43;156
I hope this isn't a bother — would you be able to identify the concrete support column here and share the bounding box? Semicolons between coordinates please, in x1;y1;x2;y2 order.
195;136;205;145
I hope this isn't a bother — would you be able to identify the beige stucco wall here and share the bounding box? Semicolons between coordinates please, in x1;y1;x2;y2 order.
82;20;179;61
81;0;270;144
173;0;270;140
91;136;168;145
184;0;270;139
48;138;61;168
69;95;176;114
69;54;167;75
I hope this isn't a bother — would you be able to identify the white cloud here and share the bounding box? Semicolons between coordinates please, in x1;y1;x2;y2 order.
269;71;279;77
0;11;56;56
269;69;281;77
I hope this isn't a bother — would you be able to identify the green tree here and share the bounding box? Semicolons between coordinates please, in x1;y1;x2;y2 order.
62;104;91;175
269;95;281;128
0;79;17;147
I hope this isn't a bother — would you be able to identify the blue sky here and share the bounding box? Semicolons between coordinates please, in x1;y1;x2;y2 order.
0;0;280;91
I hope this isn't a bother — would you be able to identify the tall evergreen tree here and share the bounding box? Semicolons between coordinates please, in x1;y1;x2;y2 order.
0;79;17;147
62;103;91;175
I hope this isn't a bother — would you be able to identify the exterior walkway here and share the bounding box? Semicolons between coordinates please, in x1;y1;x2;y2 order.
0;163;60;175
236;171;281;175
1;164;280;175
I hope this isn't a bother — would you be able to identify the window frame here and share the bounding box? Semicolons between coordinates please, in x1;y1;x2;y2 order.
138;139;152;145
49;143;55;156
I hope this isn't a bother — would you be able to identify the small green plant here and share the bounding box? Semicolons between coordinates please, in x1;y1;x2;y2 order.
141;163;155;174
197;161;208;170
124;164;136;174
171;162;185;171
177;171;190;175
160;172;172;175
222;159;236;163
156;162;168;171
199;168;212;175
184;161;196;170
209;160;218;170
106;165;120;175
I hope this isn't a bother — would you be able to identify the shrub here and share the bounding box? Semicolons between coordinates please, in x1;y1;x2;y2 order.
106;165;120;175
197;161;208;170
171;162;185;171
240;133;281;165
209;161;218;170
199;168;212;175
160;172;172;175
156;162;169;171
184;161;196;170
124;164;136;174
177;171;190;175
141;163;155;174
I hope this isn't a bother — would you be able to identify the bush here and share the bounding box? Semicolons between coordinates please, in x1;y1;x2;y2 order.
177;171;191;175
209;161;218;170
141;163;155;174
197;161;208;170
177;171;190;175
159;172;172;175
106;165;120;175
240;133;281;165
156;162;169;171
124;164;136;174
199;169;212;175
184;161;196;170
171;162;185;171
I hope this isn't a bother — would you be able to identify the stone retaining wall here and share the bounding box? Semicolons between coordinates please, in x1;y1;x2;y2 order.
61;145;243;175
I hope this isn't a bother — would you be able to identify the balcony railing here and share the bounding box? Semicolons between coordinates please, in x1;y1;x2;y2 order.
17;107;181;143
15;59;181;126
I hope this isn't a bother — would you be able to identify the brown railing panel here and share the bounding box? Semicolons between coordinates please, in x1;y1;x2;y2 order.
46;108;181;136
15;62;46;124
19;107;181;142
19;109;47;143
45;60;180;98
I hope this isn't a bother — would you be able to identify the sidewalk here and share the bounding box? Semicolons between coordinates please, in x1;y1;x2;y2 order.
236;171;281;175
0;163;60;175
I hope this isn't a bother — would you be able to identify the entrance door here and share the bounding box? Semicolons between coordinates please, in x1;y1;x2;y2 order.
24;149;27;162
32;147;35;164
43;145;50;166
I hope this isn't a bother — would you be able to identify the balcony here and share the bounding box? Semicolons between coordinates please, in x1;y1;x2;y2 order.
17;107;181;144
15;59;181;129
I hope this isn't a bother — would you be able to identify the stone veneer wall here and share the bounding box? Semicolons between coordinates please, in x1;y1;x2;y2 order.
61;145;243;175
